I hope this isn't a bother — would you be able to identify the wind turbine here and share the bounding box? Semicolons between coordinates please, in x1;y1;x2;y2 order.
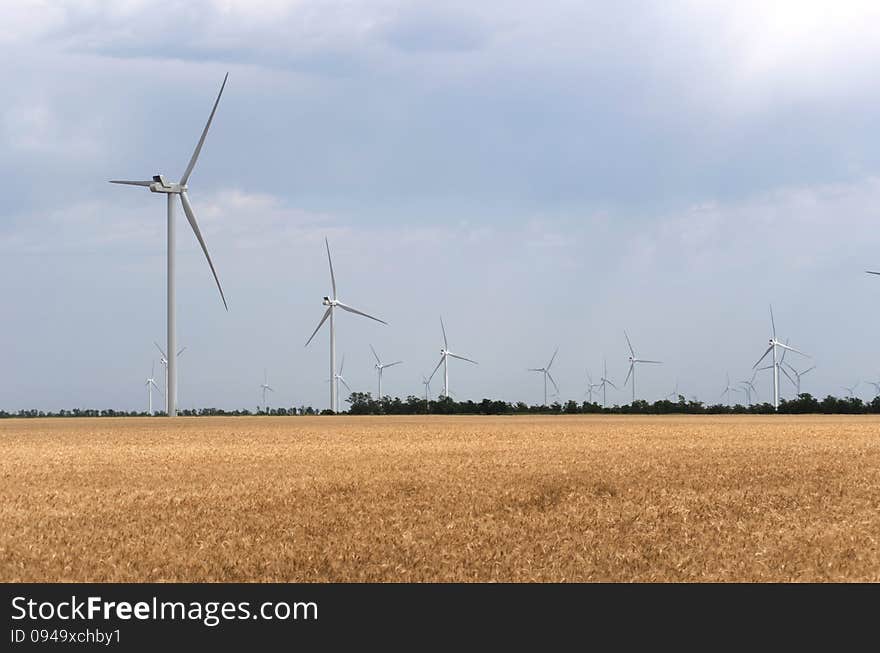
332;355;352;413
585;371;602;404
752;306;809;410
422;375;431;403
783;362;815;396
842;381;859;399
260;369;275;412
665;379;681;402
305;238;387;412
428;317;477;399
528;347;559;407
596;359;617;409
720;373;741;406
370;345;402;400
623;331;662;403
112;74;230;417
866;380;880;398
154;342;186;414
145;362;160;415
739;371;759;405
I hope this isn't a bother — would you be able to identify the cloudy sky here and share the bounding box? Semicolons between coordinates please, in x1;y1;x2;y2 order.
4;0;880;411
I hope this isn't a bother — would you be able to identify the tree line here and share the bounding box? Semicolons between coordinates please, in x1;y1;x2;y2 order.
3;392;880;418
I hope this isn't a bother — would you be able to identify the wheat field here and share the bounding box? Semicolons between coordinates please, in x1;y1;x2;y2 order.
1;415;878;582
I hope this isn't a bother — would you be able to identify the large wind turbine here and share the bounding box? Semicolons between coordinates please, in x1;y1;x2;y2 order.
145;362;160;415
370;345;402;400
305;238;387;412
154;342;186;414
260;369;275;412
596;358;617;409
752;306;809;410
623;331;662;403
112;74;230;417
528;347;559;407
428;317;477;399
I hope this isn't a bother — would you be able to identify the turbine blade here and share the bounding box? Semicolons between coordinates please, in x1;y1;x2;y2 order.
769;305;776;339
605;379;618;390
337;302;387;325
180;72;228;186
753;345;773;368
179;191;227;310
154;341;167;359
109;180;152;187
339;377;352;392
340;354;345;375
624;363;633;386
547;346;559;370
802;366;816;376
440;316;448;349
385;361;403;368
370;344;381;366
325;237;337;300
305;307;332;346
866;271;880;276
427;356;445;383
638;359;662;364
546;371;559;393
776;342;809;357
447;352;477;364
780;365;796;387
624;331;635;357
177;347;186;357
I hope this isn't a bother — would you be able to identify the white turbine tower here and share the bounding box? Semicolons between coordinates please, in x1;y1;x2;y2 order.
260;369;275;412
623;331;662;404
145;362;160;415
305;238;387;413
154;342;185;414
428;317;477;399
333;355;352;413
422;375;431;403
596;358;617;409
528;347;559;407
370;345;402;400
112;74;230;417
752;306;809;410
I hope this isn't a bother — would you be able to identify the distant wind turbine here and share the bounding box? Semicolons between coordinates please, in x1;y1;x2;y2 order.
782;362;815;396
740;371;759;405
260;369;275;412
333;355;352;413
866;380;880;398
422;375;431;403
843;381;859;399
528;347;559;407
665;379;681;401
623;331;662;403
305;238;387;412
370;345;402;400
145;362;160;415
428;317;477;399
112;74;230;416
596;359;617;408
753;306;809;410
720;373;741;407
585;371;602;404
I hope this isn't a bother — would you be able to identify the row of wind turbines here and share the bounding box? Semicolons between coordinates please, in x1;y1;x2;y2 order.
120;73;877;416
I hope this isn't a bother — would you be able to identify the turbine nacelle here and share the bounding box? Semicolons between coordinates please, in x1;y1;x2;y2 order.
148;174;184;194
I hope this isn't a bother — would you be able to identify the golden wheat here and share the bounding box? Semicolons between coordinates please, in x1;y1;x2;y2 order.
1;415;878;582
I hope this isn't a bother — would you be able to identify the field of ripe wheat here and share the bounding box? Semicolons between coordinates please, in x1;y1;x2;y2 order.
1;415;878;582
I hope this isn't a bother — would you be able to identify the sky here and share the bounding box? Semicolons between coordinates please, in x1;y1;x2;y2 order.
4;0;880;411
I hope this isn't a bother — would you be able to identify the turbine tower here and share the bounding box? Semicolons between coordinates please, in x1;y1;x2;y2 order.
305;238;387;412
752;306;809;410
260;369;275;412
596;358;617;409
422;375;431;403
623;331;662;404
370;344;402;400
428;317;477;399
528;347;559;407
145;362;160;415
112;74;230;416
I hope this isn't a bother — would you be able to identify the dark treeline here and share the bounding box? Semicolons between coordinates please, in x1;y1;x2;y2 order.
3;392;880;418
